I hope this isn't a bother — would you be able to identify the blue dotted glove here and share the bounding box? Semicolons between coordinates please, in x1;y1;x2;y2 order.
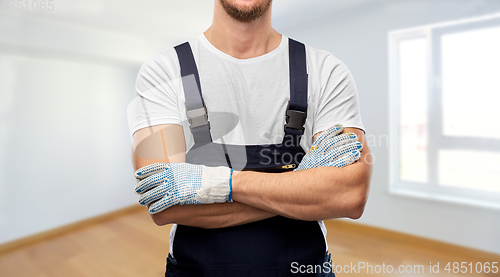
296;124;362;171
135;163;233;214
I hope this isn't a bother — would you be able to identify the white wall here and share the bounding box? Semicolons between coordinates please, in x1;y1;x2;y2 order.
0;13;154;245
277;0;500;254
0;11;167;64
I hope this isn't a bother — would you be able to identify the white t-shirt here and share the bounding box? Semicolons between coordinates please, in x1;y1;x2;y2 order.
130;34;364;148
129;34;365;256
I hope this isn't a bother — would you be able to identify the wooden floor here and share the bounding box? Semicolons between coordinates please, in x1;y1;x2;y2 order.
1;208;498;277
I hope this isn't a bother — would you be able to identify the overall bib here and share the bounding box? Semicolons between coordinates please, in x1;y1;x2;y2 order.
166;39;335;277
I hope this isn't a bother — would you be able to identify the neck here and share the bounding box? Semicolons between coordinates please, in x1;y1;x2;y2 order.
204;1;281;59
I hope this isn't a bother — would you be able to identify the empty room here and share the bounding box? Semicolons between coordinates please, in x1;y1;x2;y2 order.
1;0;499;276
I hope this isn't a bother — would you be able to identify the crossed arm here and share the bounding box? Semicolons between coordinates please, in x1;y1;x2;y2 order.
132;124;372;228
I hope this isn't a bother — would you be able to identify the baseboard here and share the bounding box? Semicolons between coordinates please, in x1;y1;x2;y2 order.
324;219;500;260
0;205;143;254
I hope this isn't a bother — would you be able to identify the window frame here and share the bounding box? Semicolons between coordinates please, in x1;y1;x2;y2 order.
388;14;500;210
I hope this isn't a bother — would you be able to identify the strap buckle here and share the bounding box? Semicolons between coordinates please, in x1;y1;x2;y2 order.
186;106;210;129
284;101;307;133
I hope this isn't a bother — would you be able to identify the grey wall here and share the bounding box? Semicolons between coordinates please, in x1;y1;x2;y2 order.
277;0;500;255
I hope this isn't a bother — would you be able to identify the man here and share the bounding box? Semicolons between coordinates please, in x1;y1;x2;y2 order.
130;0;372;276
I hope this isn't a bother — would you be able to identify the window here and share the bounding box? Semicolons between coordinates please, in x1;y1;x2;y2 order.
389;14;500;209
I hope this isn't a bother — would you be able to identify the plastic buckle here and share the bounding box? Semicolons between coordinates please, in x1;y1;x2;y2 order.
284;101;307;133
186;106;210;129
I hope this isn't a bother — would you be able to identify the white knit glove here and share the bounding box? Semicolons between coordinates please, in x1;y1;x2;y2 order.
296;124;362;171
135;163;233;214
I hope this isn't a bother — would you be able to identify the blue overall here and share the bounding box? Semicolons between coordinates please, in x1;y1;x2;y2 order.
166;39;335;277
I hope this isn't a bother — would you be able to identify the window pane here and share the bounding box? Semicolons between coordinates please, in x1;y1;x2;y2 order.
439;150;500;192
441;26;500;139
399;38;428;183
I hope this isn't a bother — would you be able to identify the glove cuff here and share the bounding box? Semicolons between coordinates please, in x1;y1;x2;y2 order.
228;168;233;202
195;166;233;204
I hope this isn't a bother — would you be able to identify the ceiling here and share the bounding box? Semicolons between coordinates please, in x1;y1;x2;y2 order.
9;0;384;45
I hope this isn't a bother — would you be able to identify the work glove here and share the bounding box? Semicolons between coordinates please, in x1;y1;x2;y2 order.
135;163;233;214
296;124;362;171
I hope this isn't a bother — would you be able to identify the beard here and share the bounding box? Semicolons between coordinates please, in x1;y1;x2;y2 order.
220;0;273;23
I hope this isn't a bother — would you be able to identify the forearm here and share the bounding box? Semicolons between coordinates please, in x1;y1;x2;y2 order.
150;201;275;228
132;125;275;228
232;166;365;221
232;129;372;221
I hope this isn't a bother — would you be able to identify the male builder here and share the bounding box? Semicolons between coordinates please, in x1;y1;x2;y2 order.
130;0;372;276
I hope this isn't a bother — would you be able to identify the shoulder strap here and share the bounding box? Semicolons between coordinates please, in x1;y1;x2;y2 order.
283;38;308;146
174;42;212;144
175;39;308;147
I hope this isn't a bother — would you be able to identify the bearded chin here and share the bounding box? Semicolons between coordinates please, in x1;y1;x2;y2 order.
220;0;273;23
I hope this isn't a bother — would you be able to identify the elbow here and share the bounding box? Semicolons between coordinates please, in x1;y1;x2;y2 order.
148;203;178;226
150;213;170;226
346;183;369;220
319;182;369;221
344;162;372;220
347;197;366;220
